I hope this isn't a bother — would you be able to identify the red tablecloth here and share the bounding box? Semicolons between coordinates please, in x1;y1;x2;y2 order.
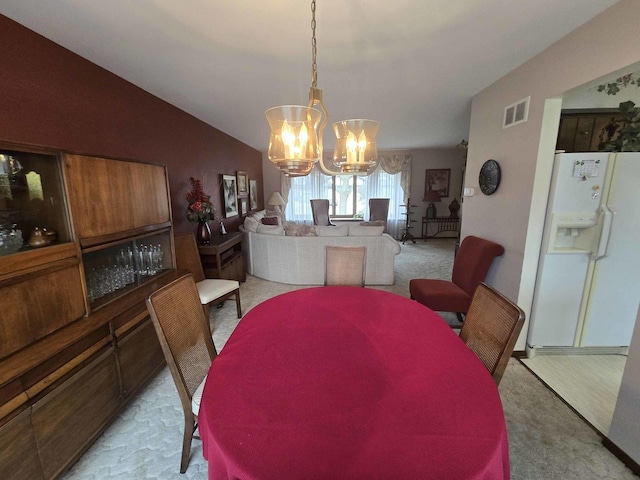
199;287;510;480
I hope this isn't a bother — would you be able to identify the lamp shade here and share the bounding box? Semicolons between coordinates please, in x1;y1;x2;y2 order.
423;189;441;203
267;191;285;207
332;119;379;174
266;106;321;177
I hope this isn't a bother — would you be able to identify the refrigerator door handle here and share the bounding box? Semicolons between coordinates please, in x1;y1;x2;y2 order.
594;207;614;260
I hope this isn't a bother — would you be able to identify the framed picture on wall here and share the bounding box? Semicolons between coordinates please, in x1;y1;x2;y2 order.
222;174;239;217
240;197;248;216
425;169;451;197
236;171;248;196
249;179;258;210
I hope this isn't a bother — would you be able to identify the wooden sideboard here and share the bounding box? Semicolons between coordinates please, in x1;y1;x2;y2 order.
0;142;176;479
421;216;460;240
198;231;246;282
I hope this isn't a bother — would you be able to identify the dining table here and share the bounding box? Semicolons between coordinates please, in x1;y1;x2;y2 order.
198;286;511;480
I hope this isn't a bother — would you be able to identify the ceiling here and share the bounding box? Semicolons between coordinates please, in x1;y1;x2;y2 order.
0;0;620;152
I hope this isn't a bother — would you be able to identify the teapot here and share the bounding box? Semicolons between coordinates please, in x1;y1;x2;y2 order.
28;227;52;248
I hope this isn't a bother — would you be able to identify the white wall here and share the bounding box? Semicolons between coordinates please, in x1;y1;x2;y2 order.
466;0;640;351
562;63;640;109
407;148;466;238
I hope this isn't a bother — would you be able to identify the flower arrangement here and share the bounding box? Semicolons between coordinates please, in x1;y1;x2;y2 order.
186;177;216;223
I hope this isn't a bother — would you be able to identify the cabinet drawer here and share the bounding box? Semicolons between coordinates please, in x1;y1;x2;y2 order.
31;346;121;479
0;408;43;480
117;317;165;400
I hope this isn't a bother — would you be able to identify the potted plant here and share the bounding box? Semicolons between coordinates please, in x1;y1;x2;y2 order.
600;100;640;152
186;177;217;244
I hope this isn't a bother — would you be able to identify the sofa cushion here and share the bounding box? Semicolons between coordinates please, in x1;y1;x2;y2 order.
256;224;284;235
316;225;348;237
349;224;384;236
243;215;260;232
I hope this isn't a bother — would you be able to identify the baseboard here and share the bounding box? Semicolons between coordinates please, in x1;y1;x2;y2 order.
602;437;640;476
511;350;526;359
526;345;628;357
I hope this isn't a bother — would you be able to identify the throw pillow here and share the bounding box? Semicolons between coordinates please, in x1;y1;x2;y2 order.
265;209;285;224
256;224;284;235
316;225;348;237
284;223;300;236
284;223;317;236
261;216;280;225
349;224;384;236
243;215;260;232
298;225;317;236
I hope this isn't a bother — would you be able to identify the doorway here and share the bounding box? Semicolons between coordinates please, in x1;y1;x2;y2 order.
524;64;640;437
521;354;626;436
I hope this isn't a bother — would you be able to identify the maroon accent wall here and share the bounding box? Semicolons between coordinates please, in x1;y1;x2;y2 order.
0;14;262;234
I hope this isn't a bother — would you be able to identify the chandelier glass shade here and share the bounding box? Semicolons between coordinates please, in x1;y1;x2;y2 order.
332;119;380;175
265;0;379;177
266;105;321;177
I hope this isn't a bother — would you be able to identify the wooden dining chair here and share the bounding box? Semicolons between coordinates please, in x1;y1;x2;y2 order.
325;245;367;286
368;198;390;230
459;282;525;385
310;199;334;226
146;273;218;473
174;233;241;322
409;235;504;323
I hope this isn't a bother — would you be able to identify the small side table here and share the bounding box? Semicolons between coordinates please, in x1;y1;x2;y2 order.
197;231;246;282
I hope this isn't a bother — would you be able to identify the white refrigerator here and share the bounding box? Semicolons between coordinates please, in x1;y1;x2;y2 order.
528;152;640;349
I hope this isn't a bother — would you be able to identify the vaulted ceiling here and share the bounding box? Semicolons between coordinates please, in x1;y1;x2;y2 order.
0;0;620;152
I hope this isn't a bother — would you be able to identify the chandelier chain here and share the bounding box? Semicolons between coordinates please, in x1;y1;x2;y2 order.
311;0;317;88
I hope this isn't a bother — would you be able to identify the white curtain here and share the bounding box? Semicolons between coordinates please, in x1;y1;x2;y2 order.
375;155;412;239
281;164;326;224
282;155;412;239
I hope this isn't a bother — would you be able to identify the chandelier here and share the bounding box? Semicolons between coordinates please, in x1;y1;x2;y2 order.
265;0;380;177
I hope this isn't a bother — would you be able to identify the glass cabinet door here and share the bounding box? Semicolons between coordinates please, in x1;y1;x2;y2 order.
0;148;71;257
82;231;173;309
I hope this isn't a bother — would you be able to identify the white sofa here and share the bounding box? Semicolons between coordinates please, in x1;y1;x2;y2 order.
240;220;401;285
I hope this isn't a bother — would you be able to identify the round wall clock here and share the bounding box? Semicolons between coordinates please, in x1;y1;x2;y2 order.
479;159;501;195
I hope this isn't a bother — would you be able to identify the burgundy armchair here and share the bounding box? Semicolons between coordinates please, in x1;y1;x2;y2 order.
409;235;505;323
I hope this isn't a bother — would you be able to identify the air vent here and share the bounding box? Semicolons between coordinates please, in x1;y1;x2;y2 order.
503;96;530;128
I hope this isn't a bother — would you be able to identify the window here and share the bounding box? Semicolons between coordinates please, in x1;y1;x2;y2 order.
286;164;405;239
328;175;365;218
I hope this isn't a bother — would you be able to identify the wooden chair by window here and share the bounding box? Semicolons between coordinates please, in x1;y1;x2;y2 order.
311;199;334;226
325;245;367;286
146;273;218;473
409;235;504;323
459;282;525;385
369;198;390;231
174;233;241;323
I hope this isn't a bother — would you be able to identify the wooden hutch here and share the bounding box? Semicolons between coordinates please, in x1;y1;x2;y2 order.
0;142;178;479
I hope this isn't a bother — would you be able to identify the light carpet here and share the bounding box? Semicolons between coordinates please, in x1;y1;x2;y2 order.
61;239;637;479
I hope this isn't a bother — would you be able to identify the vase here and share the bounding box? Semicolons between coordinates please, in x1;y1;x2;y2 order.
448;199;460;218
196;221;211;245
